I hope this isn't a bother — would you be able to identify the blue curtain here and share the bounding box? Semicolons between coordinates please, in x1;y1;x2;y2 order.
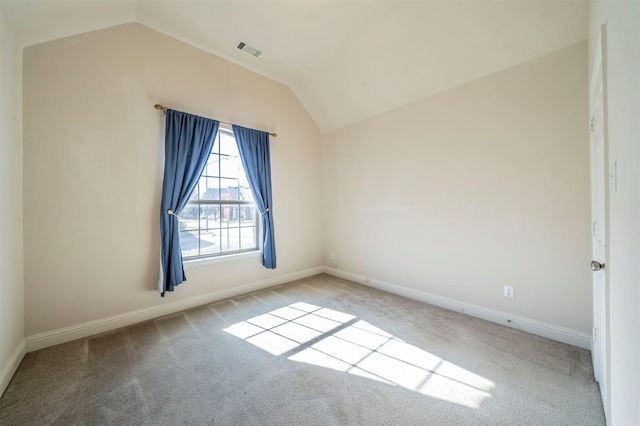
232;125;276;269
160;109;220;296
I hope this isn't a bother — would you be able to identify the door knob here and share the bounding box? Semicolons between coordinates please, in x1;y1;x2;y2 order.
591;260;606;271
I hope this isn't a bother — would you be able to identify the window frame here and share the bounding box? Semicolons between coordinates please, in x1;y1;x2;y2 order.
179;125;260;261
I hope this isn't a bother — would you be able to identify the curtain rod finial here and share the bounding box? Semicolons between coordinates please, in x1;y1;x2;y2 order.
154;104;167;113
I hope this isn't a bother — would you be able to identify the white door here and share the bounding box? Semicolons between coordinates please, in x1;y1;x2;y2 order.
589;29;608;414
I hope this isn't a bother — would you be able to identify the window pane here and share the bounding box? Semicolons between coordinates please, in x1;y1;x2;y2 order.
239;181;254;202
211;132;220;153
239;205;256;223
179;129;259;259
220;179;239;201
220;204;240;227
200;176;220;200
220;227;240;252
203;153;220;177
219;131;238;156
199;205;220;230
188;185;199;201
178;207;199;229
201;239;221;256
240;226;257;250
201;205;221;224
220;155;239;178
180;230;201;257
219;228;228;252
197;208;219;255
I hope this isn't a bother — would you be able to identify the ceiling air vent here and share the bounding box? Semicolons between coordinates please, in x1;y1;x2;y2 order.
237;41;262;58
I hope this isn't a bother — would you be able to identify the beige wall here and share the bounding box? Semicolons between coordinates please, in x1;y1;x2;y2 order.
0;6;25;393
23;23;323;336
589;2;640;424
323;42;591;333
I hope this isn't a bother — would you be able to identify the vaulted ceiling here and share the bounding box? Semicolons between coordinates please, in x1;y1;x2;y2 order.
2;0;588;133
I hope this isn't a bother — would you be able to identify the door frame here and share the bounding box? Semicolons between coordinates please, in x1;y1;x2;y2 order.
589;23;609;418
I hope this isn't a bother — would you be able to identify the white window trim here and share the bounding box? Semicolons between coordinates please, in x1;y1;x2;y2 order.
184;249;262;267
180;124;260;261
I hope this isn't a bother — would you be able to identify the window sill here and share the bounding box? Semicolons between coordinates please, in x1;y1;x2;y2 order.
183;250;262;267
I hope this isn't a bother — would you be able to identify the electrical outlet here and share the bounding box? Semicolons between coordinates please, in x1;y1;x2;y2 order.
329;252;335;260
504;285;514;299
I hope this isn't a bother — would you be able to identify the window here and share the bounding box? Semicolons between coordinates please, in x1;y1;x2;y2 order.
178;126;259;259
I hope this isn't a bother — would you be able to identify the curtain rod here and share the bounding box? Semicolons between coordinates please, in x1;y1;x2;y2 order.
154;104;277;137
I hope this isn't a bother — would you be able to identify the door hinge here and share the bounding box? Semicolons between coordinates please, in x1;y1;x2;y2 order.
590;117;595;132
592;221;597;237
593;327;598;342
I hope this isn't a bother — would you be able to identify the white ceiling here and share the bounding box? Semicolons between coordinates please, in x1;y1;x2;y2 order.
2;0;588;133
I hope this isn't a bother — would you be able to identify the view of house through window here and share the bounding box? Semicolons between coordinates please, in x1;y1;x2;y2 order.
178;126;259;258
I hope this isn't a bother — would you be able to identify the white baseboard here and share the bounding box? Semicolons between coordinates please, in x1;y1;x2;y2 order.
1;339;26;397
26;266;324;352
323;267;591;350
24;265;592;353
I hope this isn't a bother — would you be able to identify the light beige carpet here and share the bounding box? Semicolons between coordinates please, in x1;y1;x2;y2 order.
0;274;605;425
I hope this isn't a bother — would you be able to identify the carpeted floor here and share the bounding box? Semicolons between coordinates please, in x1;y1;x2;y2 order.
0;274;605;425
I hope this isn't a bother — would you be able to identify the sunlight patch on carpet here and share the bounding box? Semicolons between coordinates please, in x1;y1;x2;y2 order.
224;303;494;408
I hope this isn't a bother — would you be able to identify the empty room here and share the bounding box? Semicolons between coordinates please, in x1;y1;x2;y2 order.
1;0;638;424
